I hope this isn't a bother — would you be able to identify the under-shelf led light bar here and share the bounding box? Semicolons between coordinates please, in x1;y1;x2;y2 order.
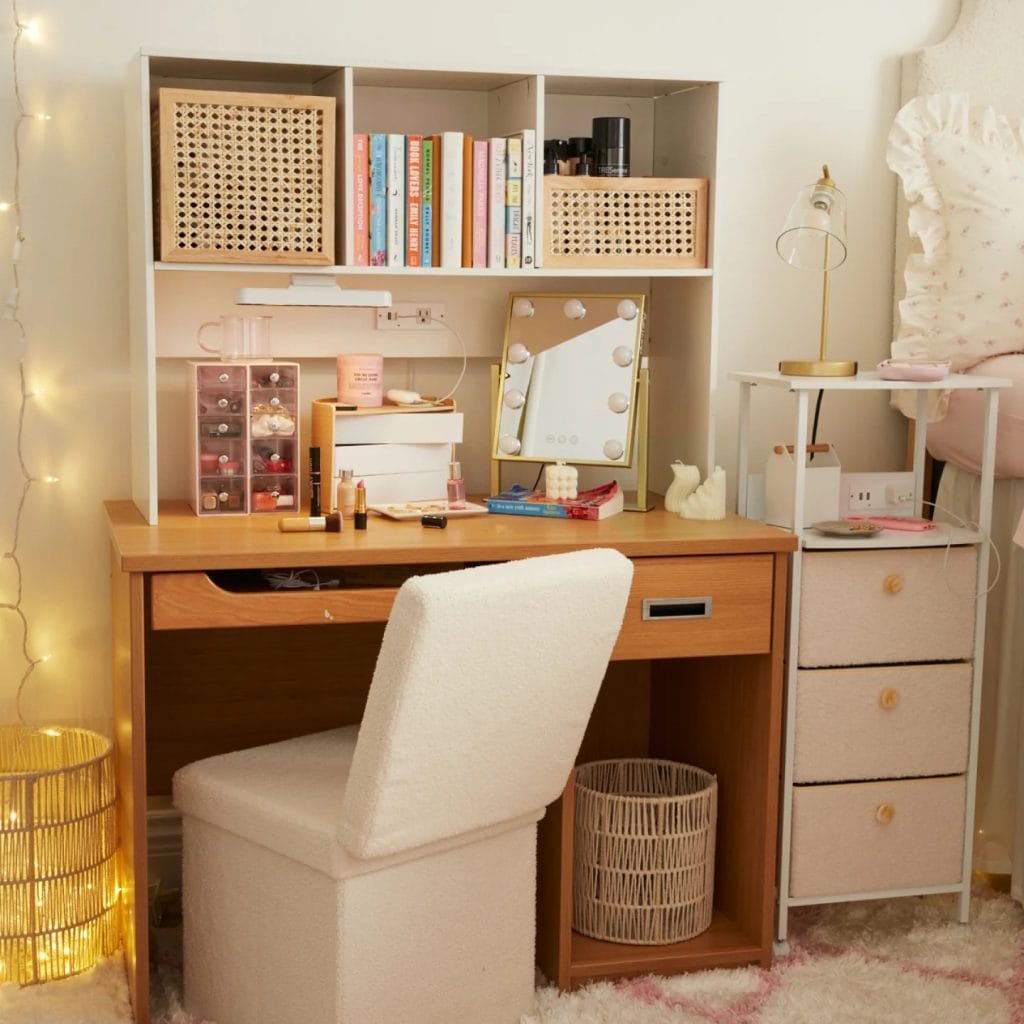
235;274;392;308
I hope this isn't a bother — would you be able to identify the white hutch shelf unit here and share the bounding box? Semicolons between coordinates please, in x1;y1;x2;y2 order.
730;369;1011;945
125;51;724;524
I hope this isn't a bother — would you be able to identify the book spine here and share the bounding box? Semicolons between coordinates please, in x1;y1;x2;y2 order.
429;134;441;267
487;137;507;269
352;133;369;267
520;129;536;268
472;139;488;269
439;131;464;269
420;138;434;268
461;134;474;268
405;134;423;267
386;134;405;267
486;499;569;518
368;133;387;266
504;135;523;270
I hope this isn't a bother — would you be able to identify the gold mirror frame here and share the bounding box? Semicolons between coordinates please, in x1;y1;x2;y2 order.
490;292;650;510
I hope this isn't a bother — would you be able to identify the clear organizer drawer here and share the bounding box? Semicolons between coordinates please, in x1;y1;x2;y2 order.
188;361;300;517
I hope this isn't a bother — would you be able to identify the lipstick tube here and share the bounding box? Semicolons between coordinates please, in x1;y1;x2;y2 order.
278;513;342;533
354;480;367;530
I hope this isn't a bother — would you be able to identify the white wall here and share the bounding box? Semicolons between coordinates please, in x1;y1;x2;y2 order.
0;0;960;733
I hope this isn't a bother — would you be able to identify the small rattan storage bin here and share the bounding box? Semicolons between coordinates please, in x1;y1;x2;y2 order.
543;176;708;269
573;758;717;945
0;727;120;984
157;88;335;265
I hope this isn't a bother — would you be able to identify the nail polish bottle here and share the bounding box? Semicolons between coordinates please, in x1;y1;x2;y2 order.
447;461;466;510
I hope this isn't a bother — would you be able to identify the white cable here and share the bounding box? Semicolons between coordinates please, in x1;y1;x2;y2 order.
428;315;468;405
923;498;1003;599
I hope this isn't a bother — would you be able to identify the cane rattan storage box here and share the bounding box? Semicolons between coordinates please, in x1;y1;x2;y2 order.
157;88;335;265
543;176;708;269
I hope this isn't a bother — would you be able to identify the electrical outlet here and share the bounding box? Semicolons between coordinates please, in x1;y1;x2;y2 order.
375;301;447;330
841;472;915;513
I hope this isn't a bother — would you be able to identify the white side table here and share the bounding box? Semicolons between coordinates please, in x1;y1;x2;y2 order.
730;369;1011;945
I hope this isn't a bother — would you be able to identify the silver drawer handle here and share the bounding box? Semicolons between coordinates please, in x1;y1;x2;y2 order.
642;597;712;621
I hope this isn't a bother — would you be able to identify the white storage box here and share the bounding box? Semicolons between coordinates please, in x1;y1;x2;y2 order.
359;470;449;505
764;443;840;529
310;398;463;491
335;442;452;478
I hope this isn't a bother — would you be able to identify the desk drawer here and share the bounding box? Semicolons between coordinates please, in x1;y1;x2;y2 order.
612;554;774;660
150;572;399;630
792;663;971;783
789;776;965;898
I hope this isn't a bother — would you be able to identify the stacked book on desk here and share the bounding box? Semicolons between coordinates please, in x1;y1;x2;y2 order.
351;129;535;270
310;399;463;508
485;481;623;521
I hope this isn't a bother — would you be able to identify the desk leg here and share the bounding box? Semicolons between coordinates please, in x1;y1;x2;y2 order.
111;556;149;1023
536;771;575;988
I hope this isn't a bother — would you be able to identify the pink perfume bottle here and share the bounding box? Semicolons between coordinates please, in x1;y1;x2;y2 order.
447;461;466;509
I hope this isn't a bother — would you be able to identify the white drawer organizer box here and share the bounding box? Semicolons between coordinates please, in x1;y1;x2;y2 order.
731;370;1010;946
173;548;633;1024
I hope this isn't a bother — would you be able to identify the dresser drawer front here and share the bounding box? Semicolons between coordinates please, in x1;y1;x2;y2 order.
793;663;971;783
798;547;976;667
789;776;965;898
612;555;775;660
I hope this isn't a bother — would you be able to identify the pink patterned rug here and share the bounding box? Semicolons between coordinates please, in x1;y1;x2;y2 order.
527;885;1024;1024
1;883;1021;1022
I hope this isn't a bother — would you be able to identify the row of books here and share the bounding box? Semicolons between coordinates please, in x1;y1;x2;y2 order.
351;130;536;270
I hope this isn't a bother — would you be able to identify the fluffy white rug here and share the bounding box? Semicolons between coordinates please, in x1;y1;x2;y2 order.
2;885;1021;1023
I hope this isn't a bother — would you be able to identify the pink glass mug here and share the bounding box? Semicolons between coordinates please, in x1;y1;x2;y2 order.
197;315;272;360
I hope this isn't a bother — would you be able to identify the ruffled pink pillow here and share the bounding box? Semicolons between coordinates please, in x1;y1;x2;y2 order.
888;93;1024;419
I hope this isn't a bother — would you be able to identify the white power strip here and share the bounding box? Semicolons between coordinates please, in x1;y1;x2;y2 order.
840;471;916;514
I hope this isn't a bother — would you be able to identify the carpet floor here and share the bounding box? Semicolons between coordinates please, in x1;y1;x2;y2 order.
1;882;1021;1023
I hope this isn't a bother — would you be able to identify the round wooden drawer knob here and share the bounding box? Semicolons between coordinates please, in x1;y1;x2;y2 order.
879;688;901;710
876;804;896;825
883;574;904;595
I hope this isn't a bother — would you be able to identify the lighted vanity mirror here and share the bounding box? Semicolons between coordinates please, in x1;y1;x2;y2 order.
492;293;646;467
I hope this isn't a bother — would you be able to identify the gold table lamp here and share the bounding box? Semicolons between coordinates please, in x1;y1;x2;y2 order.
776;165;857;376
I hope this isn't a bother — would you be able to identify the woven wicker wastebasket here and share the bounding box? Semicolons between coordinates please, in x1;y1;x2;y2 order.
0;726;120;984
573;758;717;945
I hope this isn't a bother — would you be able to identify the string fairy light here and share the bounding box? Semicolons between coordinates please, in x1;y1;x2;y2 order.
0;0;53;728
0;8;121;988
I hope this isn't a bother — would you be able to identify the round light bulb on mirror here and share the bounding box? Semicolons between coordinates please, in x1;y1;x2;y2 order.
616;298;638;320
563;298;586;320
608;392;630;414
512;297;535;318
612;345;634;367
507;342;531;364
603;439;625;461
503;388;525;410
498;434;522;455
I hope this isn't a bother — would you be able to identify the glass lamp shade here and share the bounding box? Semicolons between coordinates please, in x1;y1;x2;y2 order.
775;166;857;377
776;178;847;271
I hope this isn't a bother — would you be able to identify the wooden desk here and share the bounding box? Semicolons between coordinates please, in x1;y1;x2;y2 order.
106;499;795;1022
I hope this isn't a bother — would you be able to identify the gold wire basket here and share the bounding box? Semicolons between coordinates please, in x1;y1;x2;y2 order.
0;726;120;984
573;758;717;945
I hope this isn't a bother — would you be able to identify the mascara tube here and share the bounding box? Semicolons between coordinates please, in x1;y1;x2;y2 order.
354;479;367;530
309;446;321;517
